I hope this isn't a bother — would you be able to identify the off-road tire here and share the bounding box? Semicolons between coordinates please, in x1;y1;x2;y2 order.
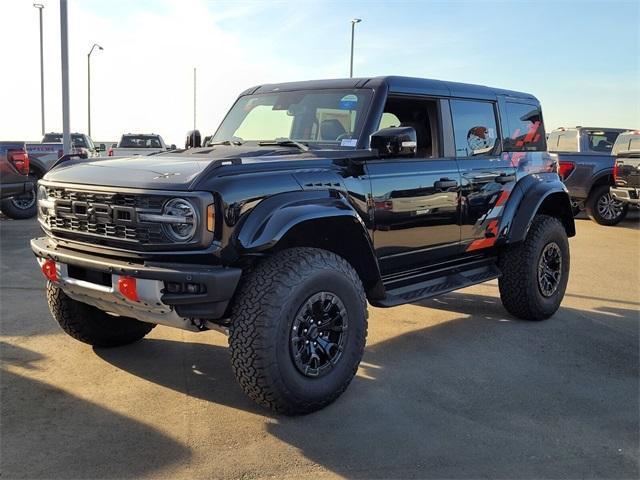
498;215;570;321
229;247;368;415
585;185;628;226
0;179;37;219
47;282;155;347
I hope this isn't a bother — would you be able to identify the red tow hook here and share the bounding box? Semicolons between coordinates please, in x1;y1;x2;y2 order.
118;276;139;302
41;259;58;282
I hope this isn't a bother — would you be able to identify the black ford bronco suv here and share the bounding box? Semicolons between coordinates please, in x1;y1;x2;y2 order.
31;76;575;414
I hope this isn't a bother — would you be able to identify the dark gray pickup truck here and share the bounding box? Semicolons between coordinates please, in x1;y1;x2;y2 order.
611;131;640;205
547;126;632;225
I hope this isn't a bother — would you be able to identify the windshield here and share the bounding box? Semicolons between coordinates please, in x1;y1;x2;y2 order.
587;130;620;153
119;135;163;148
211;89;373;149
42;133;89;149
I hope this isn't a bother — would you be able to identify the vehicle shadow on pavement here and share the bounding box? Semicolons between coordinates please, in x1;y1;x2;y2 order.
95;293;639;479
1;342;191;479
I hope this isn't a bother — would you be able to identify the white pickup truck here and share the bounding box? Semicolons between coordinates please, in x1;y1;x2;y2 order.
108;133;173;157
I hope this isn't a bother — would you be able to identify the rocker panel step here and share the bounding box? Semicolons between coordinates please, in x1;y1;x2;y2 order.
376;263;501;307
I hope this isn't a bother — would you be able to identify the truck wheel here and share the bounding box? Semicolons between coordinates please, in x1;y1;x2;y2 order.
229;247;368;415
498;215;570;321
585;185;628;226
47;283;155;347
0;182;37;219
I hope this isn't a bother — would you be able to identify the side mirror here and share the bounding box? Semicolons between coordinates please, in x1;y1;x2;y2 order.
185;130;202;149
370;127;417;158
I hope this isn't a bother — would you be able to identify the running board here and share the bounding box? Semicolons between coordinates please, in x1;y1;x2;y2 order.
376;263;501;307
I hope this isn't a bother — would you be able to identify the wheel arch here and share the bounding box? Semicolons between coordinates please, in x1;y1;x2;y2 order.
587;170;614;198
234;190;384;300
502;174;576;245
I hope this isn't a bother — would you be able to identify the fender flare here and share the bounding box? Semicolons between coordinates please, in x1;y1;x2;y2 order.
587;168;614;194
233;189;385;298
236;190;368;252
500;173;576;245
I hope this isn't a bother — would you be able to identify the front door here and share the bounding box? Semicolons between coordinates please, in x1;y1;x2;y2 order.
365;96;461;274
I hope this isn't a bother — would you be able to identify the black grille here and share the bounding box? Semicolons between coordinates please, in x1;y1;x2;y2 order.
42;186;168;246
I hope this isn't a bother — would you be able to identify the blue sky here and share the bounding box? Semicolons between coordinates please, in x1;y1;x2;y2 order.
1;0;638;143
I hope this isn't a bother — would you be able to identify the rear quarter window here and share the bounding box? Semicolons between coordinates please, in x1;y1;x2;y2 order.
612;133;640;155
557;132;579;152
502;102;546;152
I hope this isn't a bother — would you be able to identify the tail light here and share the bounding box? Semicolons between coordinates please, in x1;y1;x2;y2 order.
108;148;114;156
374;200;393;210
558;161;575;181
613;160;622;184
8;149;30;175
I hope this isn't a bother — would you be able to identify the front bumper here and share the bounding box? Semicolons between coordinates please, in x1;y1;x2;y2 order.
611;187;640;205
31;236;242;331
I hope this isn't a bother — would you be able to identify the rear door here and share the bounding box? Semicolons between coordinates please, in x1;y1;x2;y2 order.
451;98;516;252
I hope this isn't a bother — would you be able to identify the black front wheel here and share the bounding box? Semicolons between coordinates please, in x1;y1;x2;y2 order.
229;247;368;415
498;215;570;320
586;185;628;226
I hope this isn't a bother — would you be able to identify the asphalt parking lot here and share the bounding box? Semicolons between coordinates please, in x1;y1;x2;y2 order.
1;212;638;479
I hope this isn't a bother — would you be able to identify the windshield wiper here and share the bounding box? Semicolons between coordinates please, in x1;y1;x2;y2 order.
258;138;310;152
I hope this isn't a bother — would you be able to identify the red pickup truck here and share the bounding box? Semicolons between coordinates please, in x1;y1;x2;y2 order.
0;141;35;219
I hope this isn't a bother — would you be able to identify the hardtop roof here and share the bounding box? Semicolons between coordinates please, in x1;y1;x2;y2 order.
243;75;538;102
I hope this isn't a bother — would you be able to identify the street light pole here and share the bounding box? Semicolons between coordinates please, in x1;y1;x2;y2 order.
87;43;103;138
193;67;196;130
349;18;362;78
33;3;45;136
60;0;70;154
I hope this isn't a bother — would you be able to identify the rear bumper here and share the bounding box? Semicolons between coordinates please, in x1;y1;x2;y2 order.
0;180;33;200
610;187;640;205
31;236;242;329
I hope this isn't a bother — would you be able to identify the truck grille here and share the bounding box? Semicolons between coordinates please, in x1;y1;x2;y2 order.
41;186;170;247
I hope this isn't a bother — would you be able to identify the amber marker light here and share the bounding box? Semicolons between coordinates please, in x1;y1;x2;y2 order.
207;204;215;232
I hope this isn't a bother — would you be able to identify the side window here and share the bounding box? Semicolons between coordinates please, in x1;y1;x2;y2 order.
547;132;560;152
503;102;546;152
450;100;498;157
557;133;579;152
378;112;401;129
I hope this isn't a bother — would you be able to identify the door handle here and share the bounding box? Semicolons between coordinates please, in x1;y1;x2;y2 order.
434;178;458;190
495;173;516;184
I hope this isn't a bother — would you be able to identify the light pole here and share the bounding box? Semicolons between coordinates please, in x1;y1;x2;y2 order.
193;67;196;130
33;3;45;136
349;18;362;78
60;0;70;154
87;43;103;138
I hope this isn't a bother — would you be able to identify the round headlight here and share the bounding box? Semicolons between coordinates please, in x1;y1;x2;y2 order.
37;185;47;202
162;198;198;242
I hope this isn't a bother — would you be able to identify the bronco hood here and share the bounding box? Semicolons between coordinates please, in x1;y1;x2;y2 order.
42;146;316;190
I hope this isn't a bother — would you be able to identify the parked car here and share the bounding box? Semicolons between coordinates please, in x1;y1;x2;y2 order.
108;133;173;157
611;130;640;206
41;132;99;158
32;76;575;415
547;126;631;225
0;141;35;219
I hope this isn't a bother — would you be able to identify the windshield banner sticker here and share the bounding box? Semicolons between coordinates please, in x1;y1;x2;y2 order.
339;94;358;110
340;138;358;147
